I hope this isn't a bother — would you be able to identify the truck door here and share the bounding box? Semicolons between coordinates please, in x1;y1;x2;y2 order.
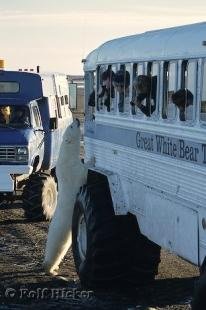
31;105;44;168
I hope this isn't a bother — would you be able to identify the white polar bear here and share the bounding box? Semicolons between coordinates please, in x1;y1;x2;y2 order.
43;118;91;275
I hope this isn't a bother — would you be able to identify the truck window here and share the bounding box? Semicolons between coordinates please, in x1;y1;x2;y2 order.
0;105;31;128
65;95;69;105
10;106;30;128
0;82;19;93
32;106;41;127
56;96;62;118
60;96;65;105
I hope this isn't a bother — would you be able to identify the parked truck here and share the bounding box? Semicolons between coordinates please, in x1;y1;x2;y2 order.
0;67;73;220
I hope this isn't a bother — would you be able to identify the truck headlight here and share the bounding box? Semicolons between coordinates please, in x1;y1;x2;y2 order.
16;147;28;161
16;147;28;155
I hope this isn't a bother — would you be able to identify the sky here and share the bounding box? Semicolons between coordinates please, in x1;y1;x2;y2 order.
0;0;205;75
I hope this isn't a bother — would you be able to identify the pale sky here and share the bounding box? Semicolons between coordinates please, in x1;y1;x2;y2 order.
0;0;205;74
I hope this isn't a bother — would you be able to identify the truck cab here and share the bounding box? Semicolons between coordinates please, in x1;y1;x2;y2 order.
0;70;73;220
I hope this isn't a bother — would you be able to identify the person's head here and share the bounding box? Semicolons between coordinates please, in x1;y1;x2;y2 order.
134;75;151;94
102;69;115;89
172;89;193;110
0;106;10;118
113;70;130;93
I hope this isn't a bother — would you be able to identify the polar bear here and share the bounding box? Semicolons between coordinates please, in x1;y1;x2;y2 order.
43;118;91;275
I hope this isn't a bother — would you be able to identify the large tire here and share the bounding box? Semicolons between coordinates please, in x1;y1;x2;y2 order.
191;273;206;310
72;182;161;288
0;194;4;206
22;173;57;221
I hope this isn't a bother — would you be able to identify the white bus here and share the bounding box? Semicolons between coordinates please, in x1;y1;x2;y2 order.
72;22;206;301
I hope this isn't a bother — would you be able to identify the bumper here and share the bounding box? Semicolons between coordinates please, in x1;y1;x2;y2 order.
0;165;33;192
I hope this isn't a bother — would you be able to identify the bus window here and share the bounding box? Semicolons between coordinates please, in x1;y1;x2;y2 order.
201;61;206;122
131;62;157;117
150;62;158;117
172;60;196;122
85;71;95;118
97;65;104;111
110;64;117;112
113;64;130;113
162;61;177;120
97;65;115;113
185;61;196;121
131;63;144;115
181;60;188;88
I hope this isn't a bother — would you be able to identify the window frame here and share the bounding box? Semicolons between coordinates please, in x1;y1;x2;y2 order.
161;60;178;122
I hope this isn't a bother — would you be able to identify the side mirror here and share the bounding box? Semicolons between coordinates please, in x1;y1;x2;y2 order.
49;117;58;130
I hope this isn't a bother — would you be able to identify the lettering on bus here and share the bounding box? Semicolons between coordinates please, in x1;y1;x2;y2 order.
136;131;205;164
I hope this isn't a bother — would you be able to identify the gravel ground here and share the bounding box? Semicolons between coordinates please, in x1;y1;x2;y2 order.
0;200;199;310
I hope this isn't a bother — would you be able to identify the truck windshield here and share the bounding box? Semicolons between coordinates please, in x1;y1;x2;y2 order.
0;105;31;128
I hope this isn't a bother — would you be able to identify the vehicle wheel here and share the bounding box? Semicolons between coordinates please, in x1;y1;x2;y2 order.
72;183;161;288
22;173;57;221
127;221;161;285
191;273;206;310
0;194;5;206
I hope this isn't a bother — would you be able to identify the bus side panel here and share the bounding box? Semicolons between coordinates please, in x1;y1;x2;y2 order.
133;186;199;265
84;135;200;265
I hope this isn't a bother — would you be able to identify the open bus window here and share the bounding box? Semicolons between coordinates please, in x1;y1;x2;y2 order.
0;105;31;128
131;62;157;117
162;62;177;120
113;64;130;114
131;63;144;115
181;60;196;121
200;61;206;122
150;63;158;117
97;65;115;113
171;89;193;121
172;60;196;122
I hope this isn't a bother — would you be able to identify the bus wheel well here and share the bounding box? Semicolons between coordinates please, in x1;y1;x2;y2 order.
87;169;114;213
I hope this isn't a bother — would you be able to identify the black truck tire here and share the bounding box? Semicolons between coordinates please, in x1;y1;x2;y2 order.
72;183;161;288
191;273;206;310
22;173;57;221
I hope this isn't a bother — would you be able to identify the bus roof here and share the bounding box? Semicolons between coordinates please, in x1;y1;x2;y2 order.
84;22;206;71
